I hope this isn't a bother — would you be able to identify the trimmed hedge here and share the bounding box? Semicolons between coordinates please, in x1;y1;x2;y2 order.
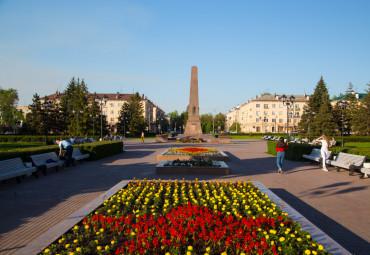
267;141;370;161
0;141;123;161
0;135;101;143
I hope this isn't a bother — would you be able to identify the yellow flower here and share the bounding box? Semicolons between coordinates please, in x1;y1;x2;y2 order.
84;225;89;229
165;253;171;255
206;247;211;252
290;234;295;238
279;237;285;242
205;253;209;255
44;249;50;253
73;239;78;243
318;245;324;250
312;251;317;255
271;241;274;246
111;240;115;245
307;234;311;239
221;253;227;255
105;245;109;250
305;250;311;255
96;232;100;235
100;228;104;232
76;247;81;252
241;253;246;255
97;246;102;251
297;238;302;242
265;235;269;239
130;231;136;236
74;225;79;230
186;252;191;255
70;253;75;255
188;246;193;251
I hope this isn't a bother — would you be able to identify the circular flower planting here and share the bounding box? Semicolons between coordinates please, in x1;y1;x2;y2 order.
41;179;330;255
166;147;221;156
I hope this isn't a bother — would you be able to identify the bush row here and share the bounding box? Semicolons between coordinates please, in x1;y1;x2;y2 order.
267;141;370;161
0;135;101;143
0;141;123;161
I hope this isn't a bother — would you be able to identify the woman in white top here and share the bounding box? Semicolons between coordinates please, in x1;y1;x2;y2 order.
315;135;330;171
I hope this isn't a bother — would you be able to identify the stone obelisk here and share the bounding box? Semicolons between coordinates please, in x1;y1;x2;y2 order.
184;66;203;138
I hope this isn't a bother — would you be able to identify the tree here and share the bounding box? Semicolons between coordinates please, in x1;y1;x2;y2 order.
22;93;45;134
117;92;147;136
351;82;370;135
0;88;21;133
299;76;335;136
228;122;241;132
200;113;213;133
311;90;337;136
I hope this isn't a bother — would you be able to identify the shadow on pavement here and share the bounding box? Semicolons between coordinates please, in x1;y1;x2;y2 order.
271;188;369;255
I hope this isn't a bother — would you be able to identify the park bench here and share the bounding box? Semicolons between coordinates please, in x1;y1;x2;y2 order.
360;163;370;178
302;148;333;163
30;152;64;175
326;152;367;175
0;157;38;183
72;148;90;162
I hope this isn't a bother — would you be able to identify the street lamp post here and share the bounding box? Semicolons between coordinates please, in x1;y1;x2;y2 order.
279;95;295;140
73;109;83;137
304;111;316;143
95;94;108;141
338;100;349;147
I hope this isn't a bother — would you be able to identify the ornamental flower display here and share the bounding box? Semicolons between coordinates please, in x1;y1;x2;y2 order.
166;147;221;156
163;159;221;167
41;179;330;255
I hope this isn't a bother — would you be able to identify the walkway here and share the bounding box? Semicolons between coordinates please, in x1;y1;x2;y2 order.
0;139;369;254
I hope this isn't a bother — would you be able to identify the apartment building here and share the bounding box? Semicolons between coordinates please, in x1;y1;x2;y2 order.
28;91;166;133
226;94;309;133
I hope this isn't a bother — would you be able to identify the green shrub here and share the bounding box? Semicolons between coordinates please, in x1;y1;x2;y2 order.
267;141;370;161
0;141;123;161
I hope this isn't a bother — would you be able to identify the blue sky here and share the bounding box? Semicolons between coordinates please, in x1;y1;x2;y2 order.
0;0;369;115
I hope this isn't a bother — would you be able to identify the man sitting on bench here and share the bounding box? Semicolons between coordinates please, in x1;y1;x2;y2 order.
56;139;73;169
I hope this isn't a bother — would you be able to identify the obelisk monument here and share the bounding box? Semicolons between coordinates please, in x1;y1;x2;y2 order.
184;66;203;139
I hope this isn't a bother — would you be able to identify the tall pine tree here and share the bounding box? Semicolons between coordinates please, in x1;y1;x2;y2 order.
351;83;370;135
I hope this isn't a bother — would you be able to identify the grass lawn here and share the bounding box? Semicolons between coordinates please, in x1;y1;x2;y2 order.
343;142;370;149
0;142;45;151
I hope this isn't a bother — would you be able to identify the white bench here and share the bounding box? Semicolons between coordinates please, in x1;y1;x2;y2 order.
0;157;38;183
30;152;64;175
326;152;367;175
302;148;333;163
72;148;90;162
360;163;370;178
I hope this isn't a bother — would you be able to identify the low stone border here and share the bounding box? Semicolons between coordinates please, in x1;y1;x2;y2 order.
157;148;229;162
14;180;131;255
254;181;350;255
156;161;229;175
16;180;350;255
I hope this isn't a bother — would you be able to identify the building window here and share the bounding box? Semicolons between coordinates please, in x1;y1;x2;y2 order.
279;111;283;115
295;104;300;109
118;103;122;107
279;104;283;108
256;104;260;108
279;119;283;123
264;104;268;109
110;118;115;121
111;110;114;114
103;111;107;115
110;103;114;107
256;111;260;116
295;112;300;117
272;111;276;115
264;111;268;115
288;119;292;123
272;104;276;108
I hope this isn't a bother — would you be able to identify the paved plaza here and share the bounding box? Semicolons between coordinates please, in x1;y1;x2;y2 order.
0;139;369;254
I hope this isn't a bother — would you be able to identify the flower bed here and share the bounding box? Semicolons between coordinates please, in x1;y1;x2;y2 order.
157;147;229;162
41;179;330;255
164;159;221;167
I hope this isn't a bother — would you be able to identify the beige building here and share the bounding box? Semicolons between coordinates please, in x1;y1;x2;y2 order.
226;94;309;133
19;91;166;133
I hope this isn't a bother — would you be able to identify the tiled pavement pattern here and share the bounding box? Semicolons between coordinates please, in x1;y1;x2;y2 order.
0;139;369;254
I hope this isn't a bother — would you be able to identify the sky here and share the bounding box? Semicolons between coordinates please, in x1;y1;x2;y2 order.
0;0;369;115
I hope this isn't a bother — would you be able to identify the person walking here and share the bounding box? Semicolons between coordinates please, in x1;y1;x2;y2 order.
315;135;331;171
56;139;73;169
276;137;288;174
141;131;145;143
